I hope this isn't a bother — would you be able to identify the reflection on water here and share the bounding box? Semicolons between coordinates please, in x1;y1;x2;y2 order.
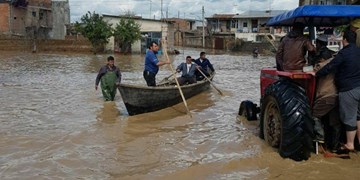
96;102;121;124
125;92;215;123
0;50;359;179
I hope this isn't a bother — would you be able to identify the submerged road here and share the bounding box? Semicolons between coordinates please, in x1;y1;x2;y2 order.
0;49;359;179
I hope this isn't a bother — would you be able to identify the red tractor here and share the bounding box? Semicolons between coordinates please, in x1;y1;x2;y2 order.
239;5;360;161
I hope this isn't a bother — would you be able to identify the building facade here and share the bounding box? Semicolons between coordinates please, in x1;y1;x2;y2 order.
0;0;70;39
205;10;286;42
103;15;174;53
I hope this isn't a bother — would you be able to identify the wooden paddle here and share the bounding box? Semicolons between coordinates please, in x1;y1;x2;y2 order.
162;39;192;118
196;67;224;96
158;72;176;84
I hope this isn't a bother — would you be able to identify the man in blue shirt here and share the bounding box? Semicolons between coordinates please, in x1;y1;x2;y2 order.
192;51;215;80
143;41;170;86
316;30;360;152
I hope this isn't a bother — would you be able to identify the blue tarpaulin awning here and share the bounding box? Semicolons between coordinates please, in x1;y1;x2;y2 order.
266;5;360;27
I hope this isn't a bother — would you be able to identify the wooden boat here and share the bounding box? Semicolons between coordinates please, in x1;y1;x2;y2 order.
117;73;214;115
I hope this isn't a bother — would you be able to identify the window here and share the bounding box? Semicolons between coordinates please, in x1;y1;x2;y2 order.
243;22;247;27
32;11;36;17
39;12;44;20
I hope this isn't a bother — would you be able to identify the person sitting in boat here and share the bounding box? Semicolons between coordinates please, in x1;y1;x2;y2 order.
95;56;122;101
176;56;197;85
192;52;215;80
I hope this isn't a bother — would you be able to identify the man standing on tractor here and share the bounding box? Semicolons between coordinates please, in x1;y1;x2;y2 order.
316;30;360;152
276;22;316;71
312;35;340;151
350;18;360;47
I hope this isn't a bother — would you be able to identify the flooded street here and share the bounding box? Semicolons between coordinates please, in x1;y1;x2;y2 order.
0;49;359;179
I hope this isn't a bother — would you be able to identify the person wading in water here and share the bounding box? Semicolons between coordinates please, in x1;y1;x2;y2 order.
95;56;122;101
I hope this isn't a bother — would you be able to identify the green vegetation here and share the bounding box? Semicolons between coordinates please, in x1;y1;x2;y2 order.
113;16;141;53
75;11;113;53
75;11;142;54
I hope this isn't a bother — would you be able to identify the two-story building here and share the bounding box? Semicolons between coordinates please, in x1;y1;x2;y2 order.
206;10;286;42
0;0;70;39
162;18;204;46
233;10;287;42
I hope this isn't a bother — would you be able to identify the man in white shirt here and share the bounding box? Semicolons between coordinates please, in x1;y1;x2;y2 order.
176;56;197;85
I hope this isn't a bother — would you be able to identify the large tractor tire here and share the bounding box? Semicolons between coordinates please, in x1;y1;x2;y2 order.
260;79;314;161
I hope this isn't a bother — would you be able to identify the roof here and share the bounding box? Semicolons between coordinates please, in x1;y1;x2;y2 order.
208;14;237;19
161;18;197;23
102;14;170;23
267;5;360;26
234;10;288;18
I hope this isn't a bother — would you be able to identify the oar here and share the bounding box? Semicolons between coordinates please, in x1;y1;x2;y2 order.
162;40;192;118
196;67;224;96
158;72;176;84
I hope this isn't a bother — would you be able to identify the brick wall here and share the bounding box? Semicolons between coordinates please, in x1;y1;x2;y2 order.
0;37;92;52
0;4;9;33
28;0;52;8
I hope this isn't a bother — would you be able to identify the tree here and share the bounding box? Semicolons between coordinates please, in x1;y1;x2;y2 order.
113;16;141;53
75;11;113;53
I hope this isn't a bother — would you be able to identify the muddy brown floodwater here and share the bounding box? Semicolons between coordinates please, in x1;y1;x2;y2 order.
0;49;359;179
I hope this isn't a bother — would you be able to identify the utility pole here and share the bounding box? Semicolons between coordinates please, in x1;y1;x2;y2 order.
166;6;168;18
149;0;152;19
161;0;163;19
202;6;205;48
9;2;12;34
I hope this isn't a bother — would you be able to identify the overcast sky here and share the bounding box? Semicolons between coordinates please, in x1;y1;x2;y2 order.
69;0;299;22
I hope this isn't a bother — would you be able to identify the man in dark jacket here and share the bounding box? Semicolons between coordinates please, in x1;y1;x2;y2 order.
311;34;335;66
95;56;122;101
193;52;215;80
316;30;360;152
276;22;316;71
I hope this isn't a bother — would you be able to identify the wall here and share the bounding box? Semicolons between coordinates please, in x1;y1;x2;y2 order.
0;36;92;52
240;41;277;54
51;0;70;39
12;7;27;35
183;36;212;48
235;33;257;42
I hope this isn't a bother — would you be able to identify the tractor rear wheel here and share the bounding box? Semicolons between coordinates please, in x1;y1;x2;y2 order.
260;79;314;161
